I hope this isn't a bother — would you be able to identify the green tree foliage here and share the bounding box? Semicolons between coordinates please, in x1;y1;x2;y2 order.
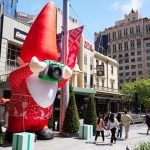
84;94;97;131
121;79;150;108
63;84;80;134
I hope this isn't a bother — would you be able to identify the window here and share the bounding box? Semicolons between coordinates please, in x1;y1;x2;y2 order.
137;39;141;48
102;79;104;87
119;73;123;77
146;25;150;34
147;63;150;67
118;43;122;51
112;32;116;41
138;71;142;75
124;59;129;63
125;72;130;76
118;60;123;64
113;44;116;52
124;42;128;50
137;57;142;62
131;65;136;69
119;66;123;70
90;57;93;70
130;40;134;49
131;52;135;56
137;51;142;55
84;73;87;85
146;43;150;47
132;72;136;75
111;81;114;89
84;54;87;65
119;54;122;58
111;66;113;74
113;55;117;58
90;75;93;88
124;53;129;57
138;64;142;68
136;25;140;36
96;78;99;87
124;28;128;38
131;59;135;62
146;50;150;53
130;27;134;37
119;80;124;83
125;66;129;70
118;30;122;39
147;56;150;60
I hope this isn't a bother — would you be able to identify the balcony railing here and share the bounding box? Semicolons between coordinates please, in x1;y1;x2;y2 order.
84;84;119;93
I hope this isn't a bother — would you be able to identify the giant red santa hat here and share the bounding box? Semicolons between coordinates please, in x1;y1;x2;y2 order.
20;2;57;63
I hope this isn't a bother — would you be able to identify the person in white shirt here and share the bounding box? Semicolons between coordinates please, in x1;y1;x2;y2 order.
107;113;119;144
122;110;133;139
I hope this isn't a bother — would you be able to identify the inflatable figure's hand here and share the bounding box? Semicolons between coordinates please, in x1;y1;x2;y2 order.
29;56;47;73
63;65;72;79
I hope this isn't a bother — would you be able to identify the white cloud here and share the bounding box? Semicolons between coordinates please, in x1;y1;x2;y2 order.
111;0;144;14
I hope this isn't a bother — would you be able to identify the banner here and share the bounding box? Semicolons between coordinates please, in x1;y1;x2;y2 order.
58;26;84;87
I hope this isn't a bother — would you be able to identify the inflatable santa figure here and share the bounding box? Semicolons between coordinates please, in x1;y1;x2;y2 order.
5;2;83;142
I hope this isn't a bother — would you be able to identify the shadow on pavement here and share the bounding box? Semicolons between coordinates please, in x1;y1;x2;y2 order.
0;142;12;148
138;132;147;135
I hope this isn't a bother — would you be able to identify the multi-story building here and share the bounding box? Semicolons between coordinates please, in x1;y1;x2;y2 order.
94;10;150;85
16;12;35;24
0;0;18;18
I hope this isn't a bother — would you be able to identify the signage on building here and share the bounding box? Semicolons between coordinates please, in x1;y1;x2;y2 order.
84;40;94;51
14;28;27;42
96;65;104;76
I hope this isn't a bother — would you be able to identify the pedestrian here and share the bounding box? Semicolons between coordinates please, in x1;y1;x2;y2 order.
94;115;106;144
121;110;133;139
107;113;119;144
116;112;123;138
145;112;150;135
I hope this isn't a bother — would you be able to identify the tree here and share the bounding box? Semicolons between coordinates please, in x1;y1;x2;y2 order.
84;94;97;131
63;84;80;134
121;79;150;110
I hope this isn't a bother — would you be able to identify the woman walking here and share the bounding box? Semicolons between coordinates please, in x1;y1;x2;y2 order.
94;115;106;143
107;113;119;144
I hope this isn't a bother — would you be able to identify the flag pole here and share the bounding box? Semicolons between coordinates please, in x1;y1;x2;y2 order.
59;0;69;133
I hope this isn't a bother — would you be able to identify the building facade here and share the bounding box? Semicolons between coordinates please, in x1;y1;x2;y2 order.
70;37;122;116
94;10;150;85
16;11;35;24
0;0;18;18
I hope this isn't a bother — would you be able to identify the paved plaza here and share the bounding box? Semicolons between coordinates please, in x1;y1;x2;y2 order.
1;123;150;150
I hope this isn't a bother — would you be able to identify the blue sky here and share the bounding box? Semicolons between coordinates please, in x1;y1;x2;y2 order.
17;0;150;43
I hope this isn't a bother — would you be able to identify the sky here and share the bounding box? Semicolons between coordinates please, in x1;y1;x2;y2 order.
17;0;150;43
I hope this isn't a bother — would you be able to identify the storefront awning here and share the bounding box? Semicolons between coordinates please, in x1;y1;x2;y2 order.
73;87;96;94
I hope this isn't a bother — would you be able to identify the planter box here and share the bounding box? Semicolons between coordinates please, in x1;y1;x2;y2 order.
79;124;93;141
12;132;35;150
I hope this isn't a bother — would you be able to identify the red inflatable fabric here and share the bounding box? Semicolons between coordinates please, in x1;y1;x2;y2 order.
20;2;57;63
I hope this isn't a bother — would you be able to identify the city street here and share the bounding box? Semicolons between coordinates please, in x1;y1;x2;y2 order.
1;123;150;150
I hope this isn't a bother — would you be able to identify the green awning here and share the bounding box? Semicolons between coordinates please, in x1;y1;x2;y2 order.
73;87;96;94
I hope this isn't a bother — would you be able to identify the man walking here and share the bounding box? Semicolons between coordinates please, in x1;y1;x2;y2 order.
122;110;133;139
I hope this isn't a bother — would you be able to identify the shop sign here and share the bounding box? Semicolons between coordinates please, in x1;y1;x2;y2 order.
96;65;104;76
14;28;27;42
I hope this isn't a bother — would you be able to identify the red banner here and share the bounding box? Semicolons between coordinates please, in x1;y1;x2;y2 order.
58;26;84;87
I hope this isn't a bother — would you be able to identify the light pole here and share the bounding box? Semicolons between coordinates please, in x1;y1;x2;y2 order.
59;0;69;133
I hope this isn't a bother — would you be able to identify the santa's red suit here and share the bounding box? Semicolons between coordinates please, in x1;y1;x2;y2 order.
8;64;57;132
